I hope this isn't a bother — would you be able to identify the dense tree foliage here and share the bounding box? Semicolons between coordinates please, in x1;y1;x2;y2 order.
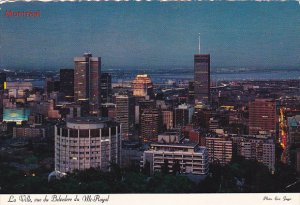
0;156;298;193
197;156;299;193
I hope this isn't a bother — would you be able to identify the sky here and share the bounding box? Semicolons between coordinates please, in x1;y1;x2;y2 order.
0;1;300;70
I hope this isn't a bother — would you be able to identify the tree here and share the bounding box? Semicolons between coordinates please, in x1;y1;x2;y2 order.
172;160;180;175
161;159;169;175
109;162;123;181
147;174;195;193
142;160;151;176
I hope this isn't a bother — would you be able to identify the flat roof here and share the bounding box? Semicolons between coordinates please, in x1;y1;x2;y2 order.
67;117;109;124
151;142;198;148
148;144;207;154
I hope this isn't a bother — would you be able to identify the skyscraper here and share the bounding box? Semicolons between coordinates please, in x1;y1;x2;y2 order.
132;74;154;99
162;110;173;131
194;35;210;104
249;98;277;135
194;54;210;104
45;78;60;96
138;100;156;124
100;73;112;103
60;69;74;101
188;81;195;104
140;108;160;141
74;53;101;114
100;103;116;119
114;94;135;140
174;104;194;128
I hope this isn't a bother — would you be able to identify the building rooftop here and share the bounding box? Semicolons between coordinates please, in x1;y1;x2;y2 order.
67;117;111;124
151;142;198;149
57;117;119;129
176;103;192;109
149;142;207;154
132;74;152;84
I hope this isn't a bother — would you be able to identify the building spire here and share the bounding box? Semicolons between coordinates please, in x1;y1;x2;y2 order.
198;33;201;54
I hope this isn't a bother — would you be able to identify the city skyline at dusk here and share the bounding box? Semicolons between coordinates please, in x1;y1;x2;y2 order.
0;1;300;199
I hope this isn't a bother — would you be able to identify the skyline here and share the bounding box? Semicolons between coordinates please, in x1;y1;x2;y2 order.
1;2;300;69
0;3;300;195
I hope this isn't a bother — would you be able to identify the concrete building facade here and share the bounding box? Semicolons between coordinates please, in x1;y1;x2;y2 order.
55;117;121;173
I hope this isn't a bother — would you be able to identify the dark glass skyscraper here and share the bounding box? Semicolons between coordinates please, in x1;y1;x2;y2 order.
60;69;74;101
194;54;210;104
188;81;195;104
100;73;112;103
74;53;101;114
45;78;60;96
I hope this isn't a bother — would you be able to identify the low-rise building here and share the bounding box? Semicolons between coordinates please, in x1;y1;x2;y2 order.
205;136;233;165
141;143;209;175
231;134;275;172
13;124;54;138
121;141;144;169
158;132;179;143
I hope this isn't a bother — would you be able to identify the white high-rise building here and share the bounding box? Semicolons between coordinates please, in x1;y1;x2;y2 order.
55;117;121;173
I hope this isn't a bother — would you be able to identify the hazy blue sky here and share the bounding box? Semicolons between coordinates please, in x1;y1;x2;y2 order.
1;2;300;70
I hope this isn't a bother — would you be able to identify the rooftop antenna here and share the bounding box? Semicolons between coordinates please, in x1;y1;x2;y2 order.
198;33;201;54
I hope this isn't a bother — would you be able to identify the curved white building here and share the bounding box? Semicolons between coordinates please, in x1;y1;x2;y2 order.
55;117;121;173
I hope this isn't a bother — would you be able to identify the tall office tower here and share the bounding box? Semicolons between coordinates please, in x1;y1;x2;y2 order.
139;99;156;111
132;74;154;99
100;103;116;119
134;100;156;125
74;53;101;115
114;94;135;140
162;110;173;131
60;69;74;101
249;98;277;135
174;104;194;128
140;108;160;141
55;117;121;173
194;54;210;104
45;78;60;96
100;73;112;103
188;81;195;104
0;73;6;91
192;108;214;129
194;35;210;104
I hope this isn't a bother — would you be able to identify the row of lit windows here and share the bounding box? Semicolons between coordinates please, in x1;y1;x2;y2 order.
57;127;118;137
